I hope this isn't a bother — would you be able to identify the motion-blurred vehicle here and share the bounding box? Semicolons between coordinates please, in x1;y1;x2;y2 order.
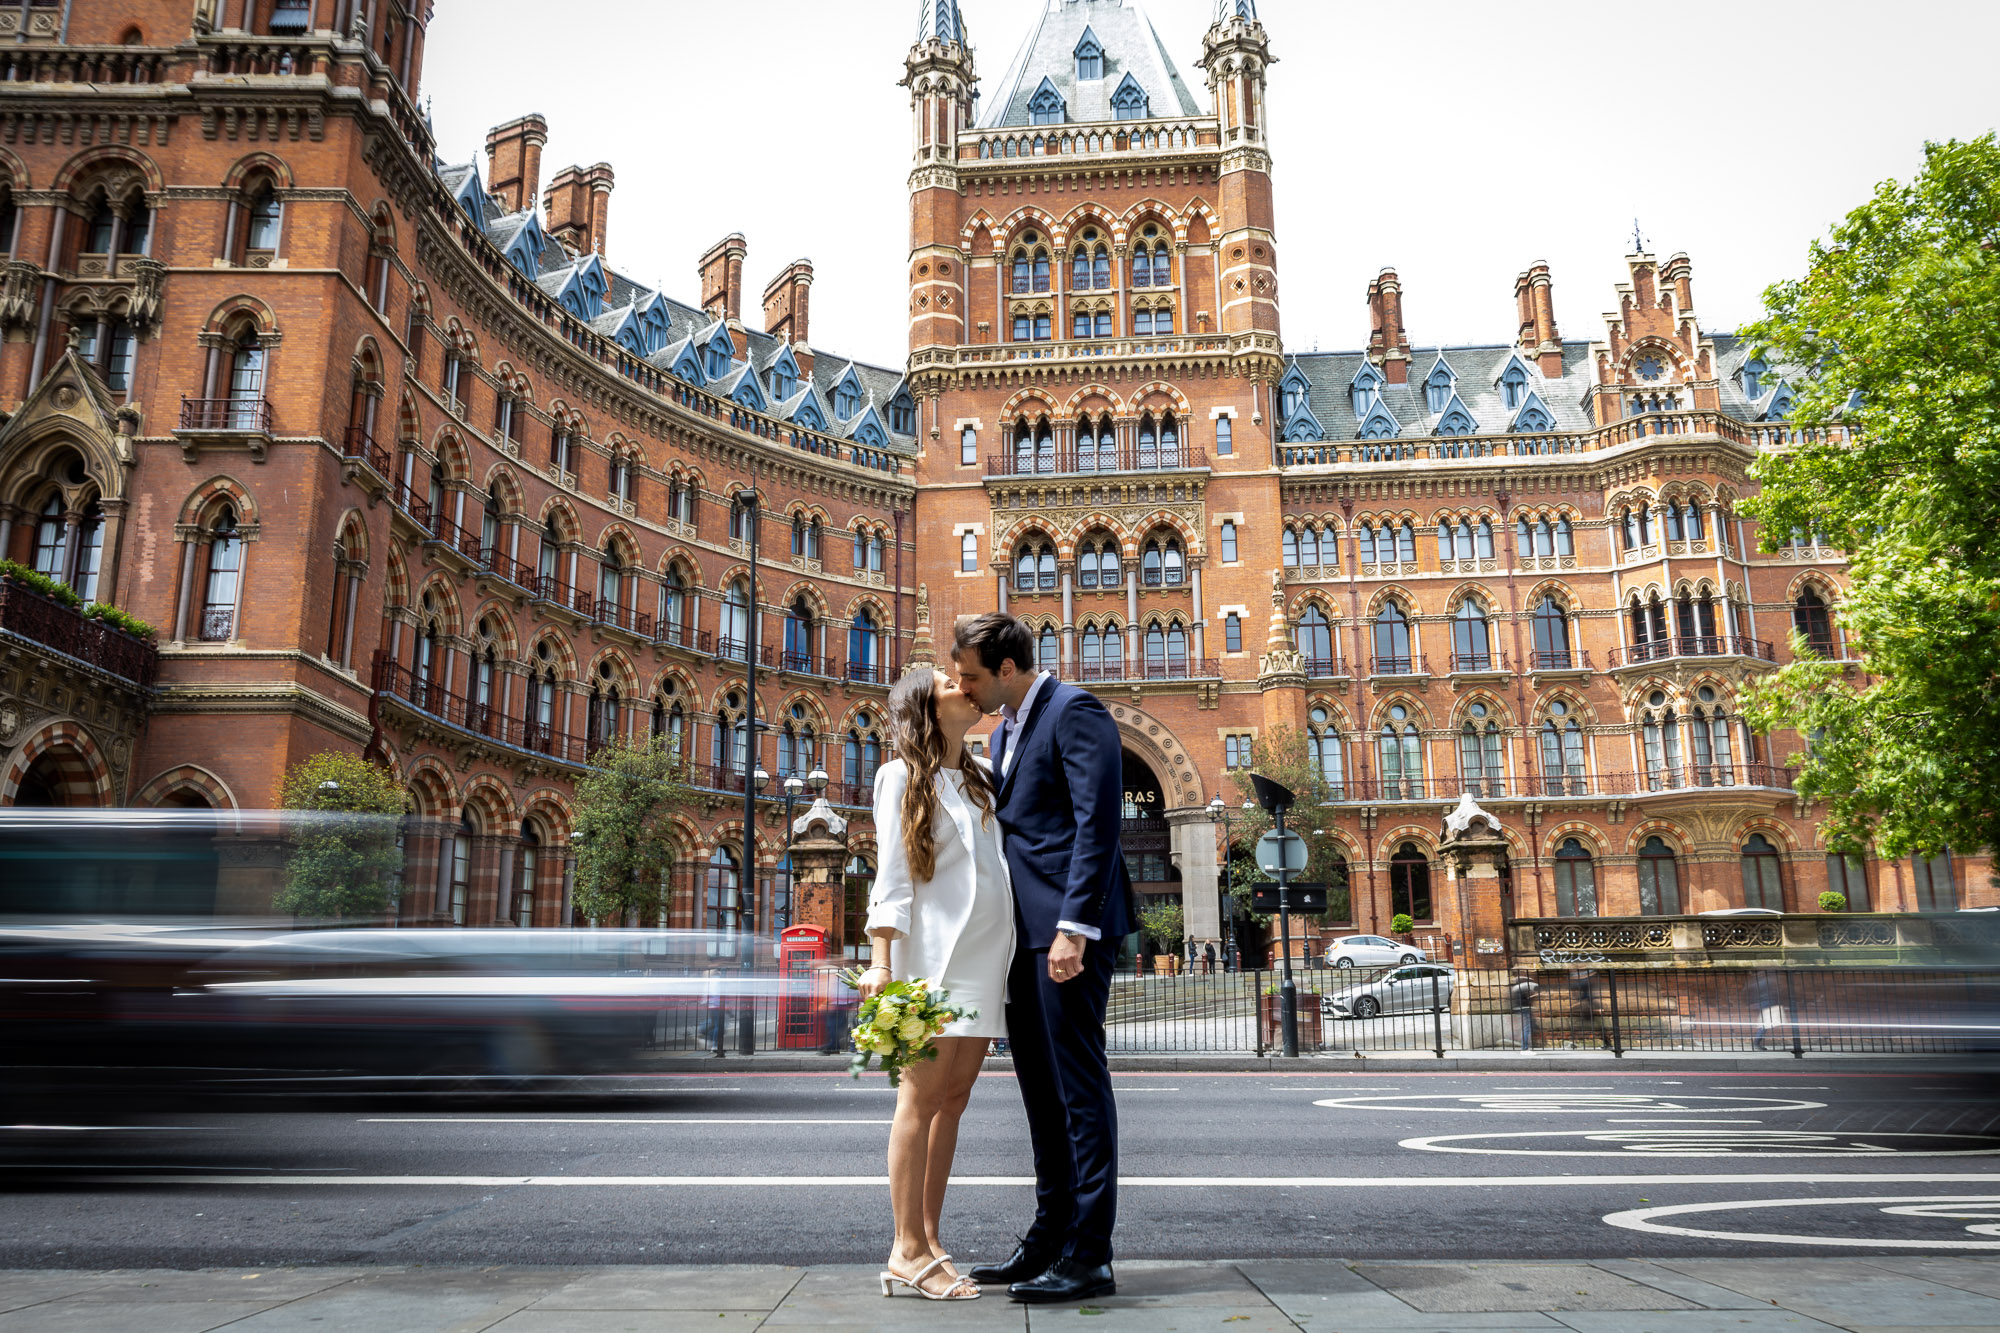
1324;963;1455;1019
1697;907;1784;917
1322;934;1426;968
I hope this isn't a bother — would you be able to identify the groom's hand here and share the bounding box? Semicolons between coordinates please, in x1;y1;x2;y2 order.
1048;931;1086;984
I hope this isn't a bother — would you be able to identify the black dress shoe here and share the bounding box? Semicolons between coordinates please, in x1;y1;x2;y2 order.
1009;1257;1115;1304
968;1240;1058;1285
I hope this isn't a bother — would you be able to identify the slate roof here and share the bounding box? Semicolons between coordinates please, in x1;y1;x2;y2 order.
979;0;1205;129
1282;343;1599;441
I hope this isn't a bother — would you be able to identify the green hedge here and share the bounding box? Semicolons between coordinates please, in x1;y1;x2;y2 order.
1;559;155;637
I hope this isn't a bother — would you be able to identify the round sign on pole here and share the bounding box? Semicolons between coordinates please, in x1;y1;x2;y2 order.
1257;830;1308;876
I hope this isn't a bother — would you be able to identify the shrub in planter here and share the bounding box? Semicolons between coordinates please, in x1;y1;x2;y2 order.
1818;891;1848;913
84;604;156;639
1391;912;1414;935
0;558;82;608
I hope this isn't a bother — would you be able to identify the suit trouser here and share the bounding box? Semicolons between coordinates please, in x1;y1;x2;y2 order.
1005;936;1118;1266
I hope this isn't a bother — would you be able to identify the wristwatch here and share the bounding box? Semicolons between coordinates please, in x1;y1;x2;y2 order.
1058;929;1084;942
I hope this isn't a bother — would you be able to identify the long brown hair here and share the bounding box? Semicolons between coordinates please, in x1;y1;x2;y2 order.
886;668;997;882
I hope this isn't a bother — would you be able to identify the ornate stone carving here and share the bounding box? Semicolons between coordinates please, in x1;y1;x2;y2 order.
0;260;42;330
126;257;167;330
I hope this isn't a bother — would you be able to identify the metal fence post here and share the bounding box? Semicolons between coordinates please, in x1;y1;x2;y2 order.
1606;968;1623;1058
1784;967;1804;1059
1431;971;1446;1059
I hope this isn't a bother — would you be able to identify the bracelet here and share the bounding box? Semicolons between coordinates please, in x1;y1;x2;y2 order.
862;964;890;974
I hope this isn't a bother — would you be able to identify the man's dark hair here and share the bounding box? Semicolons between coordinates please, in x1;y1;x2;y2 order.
953;611;1035;674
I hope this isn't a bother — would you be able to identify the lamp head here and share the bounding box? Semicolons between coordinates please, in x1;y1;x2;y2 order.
1249;772;1295;816
1206;796;1224;821
807;767;829;794
753;767;770;793
783;775;804;797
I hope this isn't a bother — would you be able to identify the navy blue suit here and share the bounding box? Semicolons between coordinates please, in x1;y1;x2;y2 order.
990;676;1132;1266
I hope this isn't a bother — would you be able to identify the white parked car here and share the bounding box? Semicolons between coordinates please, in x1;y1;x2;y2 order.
1324;963;1456;1019
1322;935;1426;969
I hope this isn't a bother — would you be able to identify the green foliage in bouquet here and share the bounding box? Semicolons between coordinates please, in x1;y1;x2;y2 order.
840;971;973;1087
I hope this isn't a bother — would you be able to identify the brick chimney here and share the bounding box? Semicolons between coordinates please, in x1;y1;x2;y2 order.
700;233;748;325
762;258;814;346
1514;261;1563;377
1661;251;1694;314
543;162;614;258
1366;268;1412;384
483;114;547;215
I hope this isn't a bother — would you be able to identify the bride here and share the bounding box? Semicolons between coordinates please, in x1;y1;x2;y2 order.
860;667;1014;1301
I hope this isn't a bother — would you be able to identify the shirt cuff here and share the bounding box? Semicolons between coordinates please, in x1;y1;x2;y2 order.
1055;920;1102;941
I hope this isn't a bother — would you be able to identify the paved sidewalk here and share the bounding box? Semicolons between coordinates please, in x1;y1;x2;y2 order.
643;1049;1985;1074
6;1258;1999;1332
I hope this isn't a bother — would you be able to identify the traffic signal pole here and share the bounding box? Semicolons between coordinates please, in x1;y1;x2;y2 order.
1273;799;1299;1058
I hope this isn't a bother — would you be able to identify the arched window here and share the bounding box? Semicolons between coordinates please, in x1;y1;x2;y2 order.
1282;527;1299;568
31;497;62;579
1458;700;1503;798
1038;625;1060;673
719;579;751;659
471;626;498;734
71;502;103;603
1532;596;1571;669
960;424;978;466
1372;602;1412;674
783;597;815;672
1357;522;1377;566
586;673;622;751
1911;851;1955;911
448;814;473;925
779;701;816;777
525;641;558;752
245;183;282;256
1555;516;1574;556
1689;685;1735;786
1637;835;1681;915
1225;612;1242;653
1377;703;1423;800
1165;621;1188;672
1642;691;1683;790
1014;535;1057;592
515;825;539;928
658;568;688;643
1501;363;1528;409
1675;590;1720;650
848;609;880;681
1824;851;1869;911
1792;589;1834;656
596;545;622;620
1740;833;1784;911
84;195;117;254
226;329;266;429
1388;841;1432;921
1144;621;1165;673
705;845;740;934
1538;699;1588;796
843;710;883;788
1149;533;1184;586
1395;520;1416;563
1137;415;1158;468
712;691;750;775
199;507;242;641
1219;519;1238;563
1629;594;1670;656
1295;605;1333;670
1297;525;1319;568
1079;622;1108;678
1554;838;1597;917
1451;599;1491;672
1308;705;1344;796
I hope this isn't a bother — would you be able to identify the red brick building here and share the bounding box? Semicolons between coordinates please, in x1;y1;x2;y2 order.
0;1;1984;949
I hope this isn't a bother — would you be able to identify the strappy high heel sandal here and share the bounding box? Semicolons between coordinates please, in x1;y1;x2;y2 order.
879;1253;980;1300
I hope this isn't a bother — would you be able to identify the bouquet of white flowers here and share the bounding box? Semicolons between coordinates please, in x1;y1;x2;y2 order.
838;970;973;1086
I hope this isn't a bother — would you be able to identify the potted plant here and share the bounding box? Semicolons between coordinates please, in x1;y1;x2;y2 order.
1817;891;1847;913
1390;912;1415;941
1259;979;1322;1051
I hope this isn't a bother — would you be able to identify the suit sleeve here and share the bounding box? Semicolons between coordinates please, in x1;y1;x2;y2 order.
865;761;912;939
1056;689;1127;933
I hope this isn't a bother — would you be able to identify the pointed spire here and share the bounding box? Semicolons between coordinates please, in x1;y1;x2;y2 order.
1257;569;1306;687
1214;0;1258;21
916;0;967;47
905;584;935;674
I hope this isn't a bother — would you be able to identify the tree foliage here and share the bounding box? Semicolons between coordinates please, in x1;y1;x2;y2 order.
1738;134;2000;865
571;734;697;925
1227;727;1352;925
275;751;406;919
1138;901;1185;957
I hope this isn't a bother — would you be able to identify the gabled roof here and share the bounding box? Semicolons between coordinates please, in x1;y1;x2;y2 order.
827;362;868;416
842;401;892;449
1430;390;1479;436
979;0;1205;129
780;384;829;432
1354;395;1401;440
1074;23;1103;61
1508;388;1556;432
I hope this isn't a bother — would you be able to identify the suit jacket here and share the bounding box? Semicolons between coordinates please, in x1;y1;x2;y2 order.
864;758;1015;986
991;678;1134;949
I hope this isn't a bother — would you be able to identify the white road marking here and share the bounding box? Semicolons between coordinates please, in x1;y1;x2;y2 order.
72;1171;2000;1189
1403;1131;2000;1159
1719;1086;1830;1090
1113;1088;1180;1092
1316;1093;1826;1114
1606;1118;1765;1124
362;1118;892;1126
1603;1194;2000;1249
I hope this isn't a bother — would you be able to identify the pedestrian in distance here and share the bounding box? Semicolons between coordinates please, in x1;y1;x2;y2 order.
1570;969;1610;1049
954;612;1133;1305
700;967;724;1056
1511;970;1540;1051
1203;940;1217;976
860;666;1015;1302
1746;970;1786;1051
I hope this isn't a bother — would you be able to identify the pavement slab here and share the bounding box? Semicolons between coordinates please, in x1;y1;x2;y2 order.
1649;1260;2000;1328
1352;1262;1704;1313
1851;1257;2000;1300
1545;1314;1850;1333
523;1263;805;1309
0;1299;286;1333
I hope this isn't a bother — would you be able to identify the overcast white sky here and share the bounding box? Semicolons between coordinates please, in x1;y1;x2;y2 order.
424;0;2000;368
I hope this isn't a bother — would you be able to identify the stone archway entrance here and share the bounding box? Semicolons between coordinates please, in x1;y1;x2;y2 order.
1097;701;1221;959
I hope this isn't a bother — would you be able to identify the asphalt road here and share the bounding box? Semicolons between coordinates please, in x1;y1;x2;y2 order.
6;1069;2000;1267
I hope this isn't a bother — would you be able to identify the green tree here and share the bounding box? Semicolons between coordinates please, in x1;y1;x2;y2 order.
1737;134;2000;865
275;751;407;919
1138;901;1185;957
1227;727;1352;926
571;733;697;924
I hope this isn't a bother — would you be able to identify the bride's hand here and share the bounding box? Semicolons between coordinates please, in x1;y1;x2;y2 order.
857;964;891;1000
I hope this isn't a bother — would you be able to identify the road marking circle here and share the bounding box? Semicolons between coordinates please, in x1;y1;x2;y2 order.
1316;1093;1825;1114
1604;1195;2000;1248
1402;1130;2000;1158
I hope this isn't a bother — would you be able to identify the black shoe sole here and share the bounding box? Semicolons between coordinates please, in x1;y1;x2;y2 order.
968;1266;1046;1285
1008;1279;1115;1304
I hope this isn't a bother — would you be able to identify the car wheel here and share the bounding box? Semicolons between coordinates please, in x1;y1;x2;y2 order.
1352;995;1380;1019
1399;953;1418;964
1335;957;1355;968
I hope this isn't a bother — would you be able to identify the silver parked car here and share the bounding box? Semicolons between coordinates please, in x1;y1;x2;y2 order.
1324;963;1455;1019
1322;934;1427;968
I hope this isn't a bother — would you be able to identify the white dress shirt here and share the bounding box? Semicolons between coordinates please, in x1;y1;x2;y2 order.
999;670;1101;942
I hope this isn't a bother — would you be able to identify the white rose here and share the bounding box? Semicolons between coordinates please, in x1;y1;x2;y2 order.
898;1016;928;1045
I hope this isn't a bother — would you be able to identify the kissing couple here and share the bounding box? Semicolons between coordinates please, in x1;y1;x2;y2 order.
857;611;1133;1303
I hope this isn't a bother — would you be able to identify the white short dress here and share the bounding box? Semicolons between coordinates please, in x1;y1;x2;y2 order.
865;760;1015;1039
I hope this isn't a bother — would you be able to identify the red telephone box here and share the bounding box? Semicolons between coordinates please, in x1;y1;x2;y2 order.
777;924;829;1049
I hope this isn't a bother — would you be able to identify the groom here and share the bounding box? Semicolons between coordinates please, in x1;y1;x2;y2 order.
952;612;1132;1303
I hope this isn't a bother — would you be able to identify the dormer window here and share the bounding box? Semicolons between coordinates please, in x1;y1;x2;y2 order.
888;393;916;435
704;343;729;379
1028;78;1065;127
1743;355;1767;398
1110;72;1149;121
1424;361;1455;414
1350;365;1384;414
1501;363;1528;409
1075;27;1103;81
835;378;861;418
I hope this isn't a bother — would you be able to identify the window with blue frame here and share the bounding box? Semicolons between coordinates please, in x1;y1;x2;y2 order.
1743;355;1767;398
1424;363;1454;414
1029;82;1065;126
704;343;729;378
835;380;861;417
889;395;916;434
1216;414;1232;455
771;364;796;400
1075;28;1102;81
1501;363;1528;409
1110;74;1148;120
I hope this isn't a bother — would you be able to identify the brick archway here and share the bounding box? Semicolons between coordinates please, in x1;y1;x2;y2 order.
2;721;112;807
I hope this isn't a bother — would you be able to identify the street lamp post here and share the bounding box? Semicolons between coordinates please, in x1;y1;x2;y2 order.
739;765;769;1055
1207;796;1255;972
778;774;804;934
